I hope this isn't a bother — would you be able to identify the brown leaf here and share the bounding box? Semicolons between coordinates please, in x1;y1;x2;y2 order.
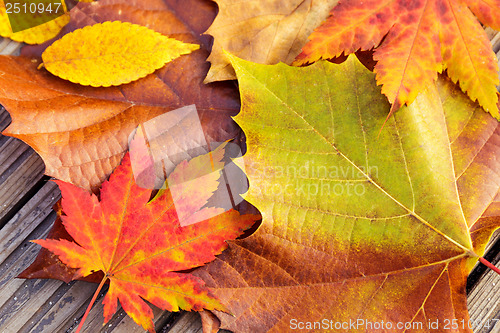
1;0;241;193
10;0;242;282
204;0;338;82
200;310;221;333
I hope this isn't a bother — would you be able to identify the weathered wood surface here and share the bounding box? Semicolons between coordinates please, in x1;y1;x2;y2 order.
0;30;498;333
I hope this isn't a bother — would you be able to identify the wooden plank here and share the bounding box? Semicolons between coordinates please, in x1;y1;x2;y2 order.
0;108;46;224
487;28;500;55
0;107;11;131
0;181;59;263
0;212;56;310
0;181;63;332
0;279;64;333
112;306;173;332
0;172;110;333
0;151;45;221
0;39;21;56
467;230;500;333
0;181;60;308
0;139;26;175
468;269;500;333
24;281;99;333
66;287;176;332
166;312;202;333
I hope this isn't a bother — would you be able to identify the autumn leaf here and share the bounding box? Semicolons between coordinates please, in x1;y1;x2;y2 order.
33;149;259;333
0;0;240;193
0;0;69;44
203;0;338;83
42;21;199;87
6;0;241;283
294;0;500;119
193;54;500;332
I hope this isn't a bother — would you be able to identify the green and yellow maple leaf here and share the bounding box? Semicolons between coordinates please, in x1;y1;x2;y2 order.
194;54;500;332
295;0;500;119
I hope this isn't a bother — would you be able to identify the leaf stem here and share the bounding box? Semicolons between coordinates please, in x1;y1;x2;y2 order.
75;275;108;333
479;257;500;276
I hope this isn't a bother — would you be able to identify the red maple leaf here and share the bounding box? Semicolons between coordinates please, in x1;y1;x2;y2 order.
295;0;500;118
33;150;259;332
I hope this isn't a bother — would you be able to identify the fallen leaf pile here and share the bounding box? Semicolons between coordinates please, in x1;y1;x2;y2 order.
204;0;500;118
0;0;497;332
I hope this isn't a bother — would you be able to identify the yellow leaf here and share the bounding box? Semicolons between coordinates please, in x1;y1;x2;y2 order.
41;21;200;87
0;0;69;45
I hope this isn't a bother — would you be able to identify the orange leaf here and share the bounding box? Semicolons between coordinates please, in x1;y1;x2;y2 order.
295;0;500;118
0;0;240;193
33;151;259;333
